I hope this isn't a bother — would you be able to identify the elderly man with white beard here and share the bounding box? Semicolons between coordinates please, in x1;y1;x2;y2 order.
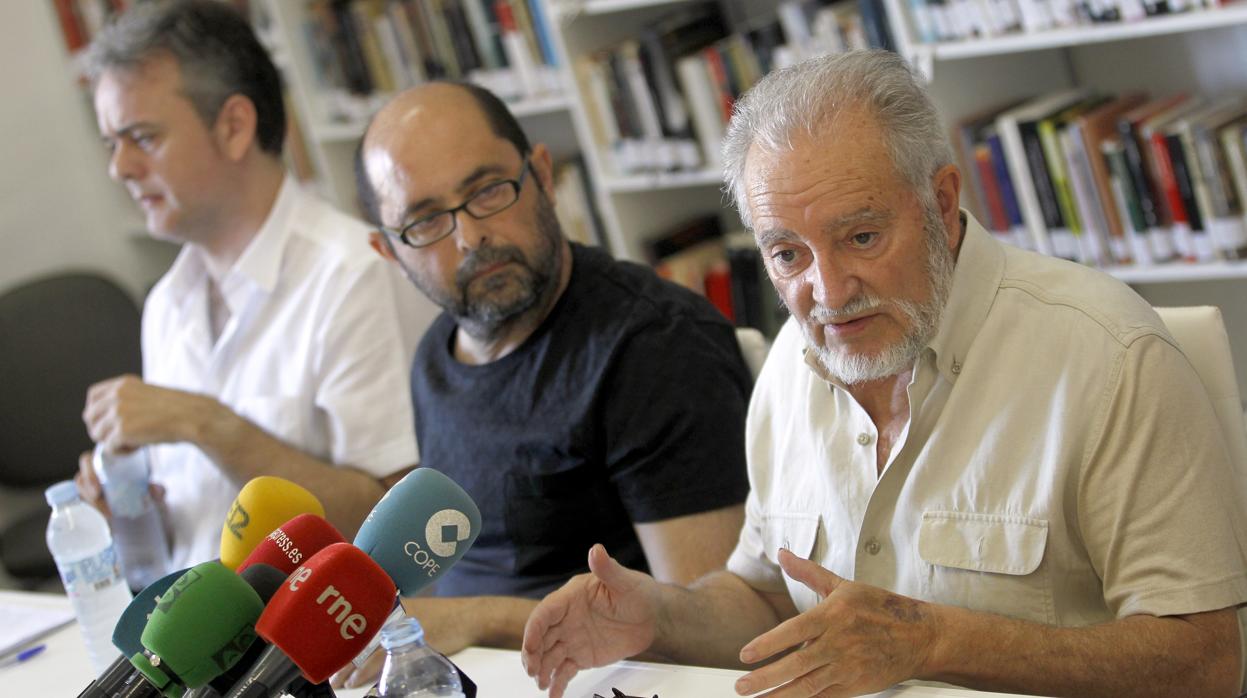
519;50;1247;698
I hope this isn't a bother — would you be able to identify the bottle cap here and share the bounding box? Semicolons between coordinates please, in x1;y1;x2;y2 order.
45;480;80;507
379;616;425;650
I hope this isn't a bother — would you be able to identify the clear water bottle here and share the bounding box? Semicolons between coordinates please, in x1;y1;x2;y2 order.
371;617;465;697
45;480;133;676
92;445;170;589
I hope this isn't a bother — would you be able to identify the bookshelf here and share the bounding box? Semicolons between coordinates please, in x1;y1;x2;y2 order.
59;1;1244;380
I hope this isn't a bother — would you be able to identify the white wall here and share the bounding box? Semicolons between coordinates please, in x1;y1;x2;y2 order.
0;3;177;302
0;4;177;589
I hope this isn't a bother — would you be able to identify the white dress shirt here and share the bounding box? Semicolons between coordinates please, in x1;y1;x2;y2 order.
728;212;1247;631
142;176;437;569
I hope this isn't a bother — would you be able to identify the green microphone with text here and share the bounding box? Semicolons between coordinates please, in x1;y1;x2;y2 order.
130;562;265;697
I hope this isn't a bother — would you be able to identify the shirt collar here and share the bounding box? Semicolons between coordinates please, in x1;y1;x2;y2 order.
157;174;301;314
799;210;1004;386
927;210;1005;383
229;174;299;295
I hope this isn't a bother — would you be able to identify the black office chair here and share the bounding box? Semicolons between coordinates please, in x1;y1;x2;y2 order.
0;272;141;587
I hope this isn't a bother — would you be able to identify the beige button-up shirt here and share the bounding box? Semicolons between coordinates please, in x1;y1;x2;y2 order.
728;213;1247;631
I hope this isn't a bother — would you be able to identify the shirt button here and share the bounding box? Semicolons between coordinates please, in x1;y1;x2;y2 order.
864;538;881;555
951;360;962;375
856;432;873;446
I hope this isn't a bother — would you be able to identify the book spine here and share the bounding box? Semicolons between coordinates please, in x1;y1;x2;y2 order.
1147;130;1195;261
986;132;1030;250
1117;117;1176;262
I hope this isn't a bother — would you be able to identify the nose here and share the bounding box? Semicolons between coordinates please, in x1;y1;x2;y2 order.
107;140;142;183
809;247;861;311
451;210;493;254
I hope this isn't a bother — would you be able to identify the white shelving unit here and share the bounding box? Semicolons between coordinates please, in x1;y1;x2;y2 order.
252;0;1247;394
259;0;583;215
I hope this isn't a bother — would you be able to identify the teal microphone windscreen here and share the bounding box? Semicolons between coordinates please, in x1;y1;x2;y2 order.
113;567;189;658
353;467;481;596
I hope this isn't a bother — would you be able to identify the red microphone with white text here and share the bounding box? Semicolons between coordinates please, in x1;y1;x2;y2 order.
224;542;396;698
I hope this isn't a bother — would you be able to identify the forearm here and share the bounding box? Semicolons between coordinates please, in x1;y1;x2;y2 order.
190;399;388;538
923;605;1242;698
402;596;538;651
650;571;787;669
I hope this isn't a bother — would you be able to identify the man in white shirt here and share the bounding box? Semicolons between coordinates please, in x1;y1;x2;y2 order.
73;0;432;568
521;50;1247;697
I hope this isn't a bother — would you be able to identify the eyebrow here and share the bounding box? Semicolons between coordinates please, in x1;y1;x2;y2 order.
399;163;512;222
754;208;893;249
100;121;159;144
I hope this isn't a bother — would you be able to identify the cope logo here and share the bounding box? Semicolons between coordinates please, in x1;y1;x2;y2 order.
425;509;471;557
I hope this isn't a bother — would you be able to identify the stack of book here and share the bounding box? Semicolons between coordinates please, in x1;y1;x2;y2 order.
53;0;128;56
552;159;605;248
575;0;894;177
303;0;562;125
646;217;786;335
954;91;1247;269
908;0;1230;44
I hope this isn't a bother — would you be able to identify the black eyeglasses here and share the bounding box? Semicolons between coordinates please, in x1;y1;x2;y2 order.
380;156;532;248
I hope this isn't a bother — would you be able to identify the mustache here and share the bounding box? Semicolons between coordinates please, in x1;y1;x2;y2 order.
455;245;527;289
809;294;883;323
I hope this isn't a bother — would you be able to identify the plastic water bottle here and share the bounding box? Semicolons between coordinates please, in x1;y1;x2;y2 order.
92;445;170;589
45;480;133;676
372;617;465;697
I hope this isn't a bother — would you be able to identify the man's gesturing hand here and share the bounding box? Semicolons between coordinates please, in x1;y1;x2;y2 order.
521;544;660;698
83;374;220;452
733;549;938;697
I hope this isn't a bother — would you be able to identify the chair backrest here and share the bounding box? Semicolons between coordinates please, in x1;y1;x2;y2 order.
1153;306;1247;693
1154;306;1247;477
0;272;141;488
735;327;771;381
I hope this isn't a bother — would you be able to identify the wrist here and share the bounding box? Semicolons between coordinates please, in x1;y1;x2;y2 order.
189;395;237;454
918;601;958;681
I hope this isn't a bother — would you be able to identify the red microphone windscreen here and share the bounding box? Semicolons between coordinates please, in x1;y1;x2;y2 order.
255;542;397;683
237;514;346;576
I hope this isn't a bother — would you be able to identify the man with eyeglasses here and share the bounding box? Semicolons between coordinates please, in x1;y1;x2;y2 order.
336;81;752;684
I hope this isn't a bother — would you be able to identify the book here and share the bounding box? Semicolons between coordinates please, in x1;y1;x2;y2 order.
1073;93;1148;263
995;89;1090;256
1117;94;1189;263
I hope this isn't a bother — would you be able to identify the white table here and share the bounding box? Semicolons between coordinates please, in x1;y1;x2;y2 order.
1;591;1046;697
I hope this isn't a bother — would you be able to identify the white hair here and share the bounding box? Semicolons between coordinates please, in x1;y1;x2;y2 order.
722;50;954;229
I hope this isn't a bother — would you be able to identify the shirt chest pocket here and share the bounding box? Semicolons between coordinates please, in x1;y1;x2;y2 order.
762;513;825;612
918;511;1054;625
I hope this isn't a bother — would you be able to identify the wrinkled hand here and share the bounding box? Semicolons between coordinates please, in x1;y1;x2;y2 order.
83;375;218;452
733;549;937;697
521;544;660;698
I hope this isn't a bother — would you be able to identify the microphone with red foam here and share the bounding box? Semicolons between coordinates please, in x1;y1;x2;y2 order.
236;513;347;577
224;543;396;697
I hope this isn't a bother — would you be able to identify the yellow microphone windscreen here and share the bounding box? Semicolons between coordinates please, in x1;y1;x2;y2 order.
219;476;324;570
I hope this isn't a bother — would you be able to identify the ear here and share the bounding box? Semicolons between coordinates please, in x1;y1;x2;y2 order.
932;163;962;251
213;94;259;162
529;143;557;209
369;231;399;261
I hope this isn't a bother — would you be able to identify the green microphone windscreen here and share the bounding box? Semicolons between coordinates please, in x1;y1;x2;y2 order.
140;561;264;690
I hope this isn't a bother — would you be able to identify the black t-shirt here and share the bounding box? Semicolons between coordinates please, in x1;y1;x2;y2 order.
411;243;752;599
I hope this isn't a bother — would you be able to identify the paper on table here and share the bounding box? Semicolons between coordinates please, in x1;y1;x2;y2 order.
0;602;74;659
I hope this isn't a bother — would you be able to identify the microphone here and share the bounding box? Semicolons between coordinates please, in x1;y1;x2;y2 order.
79;567;189;697
353;467;482;596
131;561;265;693
236;514;346;577
220;477;324;570
225;543;397;697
